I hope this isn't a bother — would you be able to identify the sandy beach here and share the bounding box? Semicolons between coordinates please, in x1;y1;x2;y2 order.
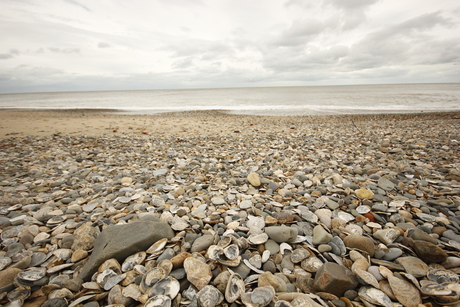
1;109;460;307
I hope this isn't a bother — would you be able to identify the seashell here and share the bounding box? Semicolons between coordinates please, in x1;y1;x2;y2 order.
196;285;224;307
146;238;168;254
18;267;46;281
378;265;394;279
225;273;245;303
47;215;67;226
157;259;173;276
338;211;355;222
448;239;460;251
275;300;294;307
47;263;74;274
53;248;72;260
243;259;265;274
248;233;269;245
33;232;50;243
420;280;453;296
261;250;270;263
141;267;167;292
387;275;422;307
358;286;392;307
301;257;323;273
206;245;224;261
356;205;371;214
427;269;459;284
249;254;262;269
122;251;146;272
355;269;380;289
148;276;180;299
280;243;292;255
217;236;233;248
399;273;421;290
289;235;308;244
0;257;12;270
122;284;142;300
98;258;122;274
144;295;172;307
7;285;31;302
224;244;239;260
241;286;275;307
96;269;126;290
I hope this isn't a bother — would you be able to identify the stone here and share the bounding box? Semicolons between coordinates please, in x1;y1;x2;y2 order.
258;271;287;292
410;228;438;244
377;177;395;191
373;228;400;245
343;235;375;257
247;173;261;187
0;268;22;294
314;262;358;297
312;225;333;245
78;215;174;280
355;188;374;200
71;222;100;251
191;234;215;253
395;256;428;278
412;240;447;264
265;226;297;243
184;257;212;290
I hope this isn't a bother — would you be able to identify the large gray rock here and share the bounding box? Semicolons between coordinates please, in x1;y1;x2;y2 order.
79;215;174;280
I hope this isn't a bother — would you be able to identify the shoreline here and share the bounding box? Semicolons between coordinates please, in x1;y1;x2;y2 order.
1;109;459;139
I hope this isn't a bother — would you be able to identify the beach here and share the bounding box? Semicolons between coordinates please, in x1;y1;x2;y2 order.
1;109;460;307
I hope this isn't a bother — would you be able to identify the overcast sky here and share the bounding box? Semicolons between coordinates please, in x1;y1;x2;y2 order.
1;0;459;93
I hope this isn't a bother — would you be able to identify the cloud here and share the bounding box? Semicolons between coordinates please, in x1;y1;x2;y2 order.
0;49;19;59
48;47;80;54
98;42;110;48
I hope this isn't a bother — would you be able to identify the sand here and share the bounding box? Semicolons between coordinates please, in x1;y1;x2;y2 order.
1;109;459;140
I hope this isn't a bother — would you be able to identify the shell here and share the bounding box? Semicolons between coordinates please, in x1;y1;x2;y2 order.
427;269;459;284
144;295;172;307
224;244;239;260
122;252;146;272
248;233;269;245
141;267;167;292
358;286;392;307
355;269;380;289
225;273;245;303
148;276;180;299
196;285;224;307
18;267;47;281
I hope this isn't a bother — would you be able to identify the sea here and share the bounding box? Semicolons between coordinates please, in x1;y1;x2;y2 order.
0;83;459;116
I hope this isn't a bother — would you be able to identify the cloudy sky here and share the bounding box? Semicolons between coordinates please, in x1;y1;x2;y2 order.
1;0;459;93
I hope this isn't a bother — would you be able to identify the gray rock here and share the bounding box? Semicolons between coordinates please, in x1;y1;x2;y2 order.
382;247;403;261
312;225;332;245
191;234;215;253
78;215;174;281
442;229;460;243
377;177;394;191
410;228;438;244
265;226;297;243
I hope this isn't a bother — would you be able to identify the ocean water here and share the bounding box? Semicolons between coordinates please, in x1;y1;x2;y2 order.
0;83;459;116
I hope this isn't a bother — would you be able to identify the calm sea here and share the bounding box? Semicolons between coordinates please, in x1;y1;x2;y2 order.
0;83;459;116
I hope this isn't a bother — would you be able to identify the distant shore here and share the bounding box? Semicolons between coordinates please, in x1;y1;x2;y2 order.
0;109;459;139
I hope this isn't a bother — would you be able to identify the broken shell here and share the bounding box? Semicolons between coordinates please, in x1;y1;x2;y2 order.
224;244;239;260
225;273;245;303
427;269;459;284
144;295;171;307
122;251;146;272
141;268;167;292
148;276;180;299
196;285;224;307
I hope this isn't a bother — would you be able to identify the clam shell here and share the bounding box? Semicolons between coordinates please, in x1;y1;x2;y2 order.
146;238;168;254
144;295;171;307
355;269;380;289
225;273;245;303
148;276;180;299
196;285;224;307
0;257;12;270
141;267;167;292
358;286;392;307
18;267;46;281
356;205;371;214
388;275;421;307
7;285;31;302
427;269;459;284
243;259;265;274
242;286;275;307
122;252;146;272
224;244;239;260
420;280;453;296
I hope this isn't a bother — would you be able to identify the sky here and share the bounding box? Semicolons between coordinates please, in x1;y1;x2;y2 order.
0;0;459;94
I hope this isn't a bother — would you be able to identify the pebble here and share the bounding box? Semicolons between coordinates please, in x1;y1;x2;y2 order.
1;112;460;307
